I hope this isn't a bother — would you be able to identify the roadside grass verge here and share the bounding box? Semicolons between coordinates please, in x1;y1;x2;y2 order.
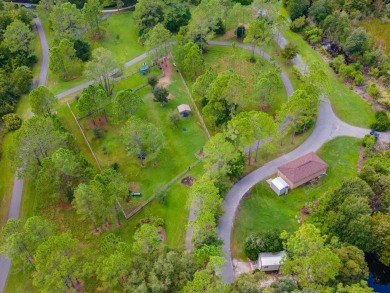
0;23;43;225
282;30;375;128
231;136;361;260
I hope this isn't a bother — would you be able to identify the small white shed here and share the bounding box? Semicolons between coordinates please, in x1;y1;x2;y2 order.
269;177;289;196
258;251;285;272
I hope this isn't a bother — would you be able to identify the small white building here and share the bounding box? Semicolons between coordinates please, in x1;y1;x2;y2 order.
177;104;191;117
269;177;289;196
258;251;285;272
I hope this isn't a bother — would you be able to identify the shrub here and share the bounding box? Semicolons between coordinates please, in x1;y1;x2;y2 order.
290;16;306;32
303;26;323;44
235;26;246;39
167;111;179;128
367;84;380;99
368;67;380;78
153;87;169;106
330;55;345;73
147;74;158;89
244;229;283;260
362;134;376;149
370;111;390;132
74;39;91;62
214;18;225;35
339;63;365;85
281;43;299;61
2;114;22;132
111;162;119;171
93;127;102;139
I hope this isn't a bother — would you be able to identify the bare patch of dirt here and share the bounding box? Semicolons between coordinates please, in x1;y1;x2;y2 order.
102;222;110;231
167;93;174;100
86;116;108;128
232;259;252;276
357;147;366;173
157;58;173;88
159;227;166;243
181;176;197;187
92;228;101;235
220;29;236;40
73;280;84;293
129;182;140;193
300;206;311;225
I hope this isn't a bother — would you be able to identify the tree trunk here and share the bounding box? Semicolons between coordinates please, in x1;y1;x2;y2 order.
113;203;121;226
255;139;261;162
291;123;296;144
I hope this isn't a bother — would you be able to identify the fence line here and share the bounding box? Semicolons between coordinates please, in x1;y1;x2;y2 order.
121;159;202;219
67;103;102;171
177;70;211;140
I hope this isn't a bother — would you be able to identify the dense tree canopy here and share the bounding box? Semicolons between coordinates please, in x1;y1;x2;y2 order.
11;116;65;178
281;224;341;289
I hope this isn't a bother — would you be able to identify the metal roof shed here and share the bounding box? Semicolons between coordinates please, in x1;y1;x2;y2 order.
269;177;289;196
258;251;285;272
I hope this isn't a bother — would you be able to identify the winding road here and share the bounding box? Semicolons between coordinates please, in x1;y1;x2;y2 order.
1;8;389;292
0;16;49;293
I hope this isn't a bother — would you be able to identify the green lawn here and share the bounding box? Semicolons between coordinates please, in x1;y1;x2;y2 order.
231;136;361;260
282;30;374;128
44;12;146;95
0;134;15;226
185;45;290;134
71;69;207;209
89;12;144;64
360;18;390;54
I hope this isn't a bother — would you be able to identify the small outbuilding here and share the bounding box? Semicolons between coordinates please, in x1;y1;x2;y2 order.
268;177;289;196
139;64;150;75
177;104;191;117
278;152;328;189
258;251;285;272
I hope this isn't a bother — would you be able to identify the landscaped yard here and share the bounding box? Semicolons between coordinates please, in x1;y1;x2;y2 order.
231;136;361;260
60;63;207;215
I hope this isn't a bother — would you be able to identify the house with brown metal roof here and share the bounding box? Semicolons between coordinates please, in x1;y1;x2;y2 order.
277;152;328;189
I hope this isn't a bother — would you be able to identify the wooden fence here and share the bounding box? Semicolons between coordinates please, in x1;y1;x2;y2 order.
118;159;202;219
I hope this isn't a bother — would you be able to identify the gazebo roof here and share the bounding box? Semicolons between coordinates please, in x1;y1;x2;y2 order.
177;104;191;113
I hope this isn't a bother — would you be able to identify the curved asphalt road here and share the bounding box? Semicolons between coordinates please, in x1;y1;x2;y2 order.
0;17;49;293
1;11;388;290
217;97;377;283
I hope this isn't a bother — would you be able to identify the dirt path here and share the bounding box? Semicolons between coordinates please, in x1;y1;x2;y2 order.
157;58;173;88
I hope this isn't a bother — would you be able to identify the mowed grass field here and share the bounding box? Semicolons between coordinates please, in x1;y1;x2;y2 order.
231;136;361;260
